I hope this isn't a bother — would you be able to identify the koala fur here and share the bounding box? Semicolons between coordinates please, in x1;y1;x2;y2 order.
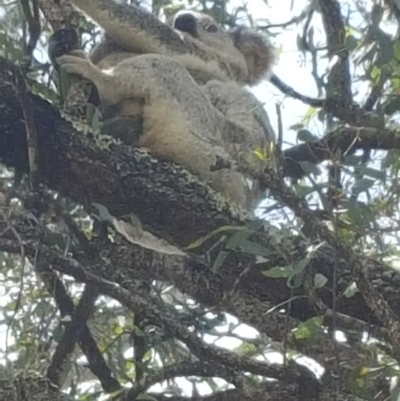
57;0;276;210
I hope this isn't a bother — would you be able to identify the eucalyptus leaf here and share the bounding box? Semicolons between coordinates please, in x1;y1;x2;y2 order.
261;266;292;278
314;273;328;289
213;251;229;272
293;316;324;340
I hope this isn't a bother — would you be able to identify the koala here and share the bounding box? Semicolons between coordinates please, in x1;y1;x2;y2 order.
56;0;277;211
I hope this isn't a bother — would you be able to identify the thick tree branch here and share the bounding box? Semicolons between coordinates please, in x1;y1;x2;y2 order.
1;56;400;341
0;57;251;249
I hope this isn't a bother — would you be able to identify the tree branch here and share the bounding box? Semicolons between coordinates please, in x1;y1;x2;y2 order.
36;263;121;393
282;125;400;178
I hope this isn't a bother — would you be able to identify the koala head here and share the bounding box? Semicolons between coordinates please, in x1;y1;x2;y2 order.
170;11;276;86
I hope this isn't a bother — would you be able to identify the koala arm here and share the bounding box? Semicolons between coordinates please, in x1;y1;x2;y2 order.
202;80;276;208
69;0;209;57
203;80;275;151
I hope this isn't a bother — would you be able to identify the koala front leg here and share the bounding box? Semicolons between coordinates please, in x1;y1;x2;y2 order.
57;50;125;107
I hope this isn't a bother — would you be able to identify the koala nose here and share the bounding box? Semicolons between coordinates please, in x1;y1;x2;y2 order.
173;13;198;37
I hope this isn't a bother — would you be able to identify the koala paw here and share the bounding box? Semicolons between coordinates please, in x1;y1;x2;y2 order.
57;53;94;81
68;49;90;60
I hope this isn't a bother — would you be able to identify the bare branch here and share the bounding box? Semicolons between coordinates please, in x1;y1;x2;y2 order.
36;265;121;393
282;125;400;178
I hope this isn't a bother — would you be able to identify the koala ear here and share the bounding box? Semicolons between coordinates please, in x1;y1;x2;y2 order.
229;27;276;86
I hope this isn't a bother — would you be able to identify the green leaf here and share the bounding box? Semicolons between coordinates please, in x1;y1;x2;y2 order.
356;166;386;182
212;251;229;272
81;391;104;401
91;203;114;222
294;184;316;197
297;129;318;143
344;34;358;52
90;106;103;135
314;273;328;289
347;202;374;228
290;258;310;276
286;258;310;288
383;97;400;115
53;325;64;342
346;366;371;399
137;394;158;401
225;230;252;250
293;316;324;340
352;178;375;195
261;266;292;278
287;272;304;289
229;239;274;258
113;324;124;335
343;282;359;298
0;32;24;61
376;33;393;66
343;154;364;166
393;41;400;61
382;149;400;169
298;161;321;176
301;106;317;125
185;225;250;250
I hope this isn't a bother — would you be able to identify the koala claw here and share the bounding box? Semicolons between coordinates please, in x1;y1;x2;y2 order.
68;49;89;59
57;54;94;81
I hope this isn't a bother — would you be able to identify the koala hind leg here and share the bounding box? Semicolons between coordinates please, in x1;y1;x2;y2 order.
58;52;220;128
